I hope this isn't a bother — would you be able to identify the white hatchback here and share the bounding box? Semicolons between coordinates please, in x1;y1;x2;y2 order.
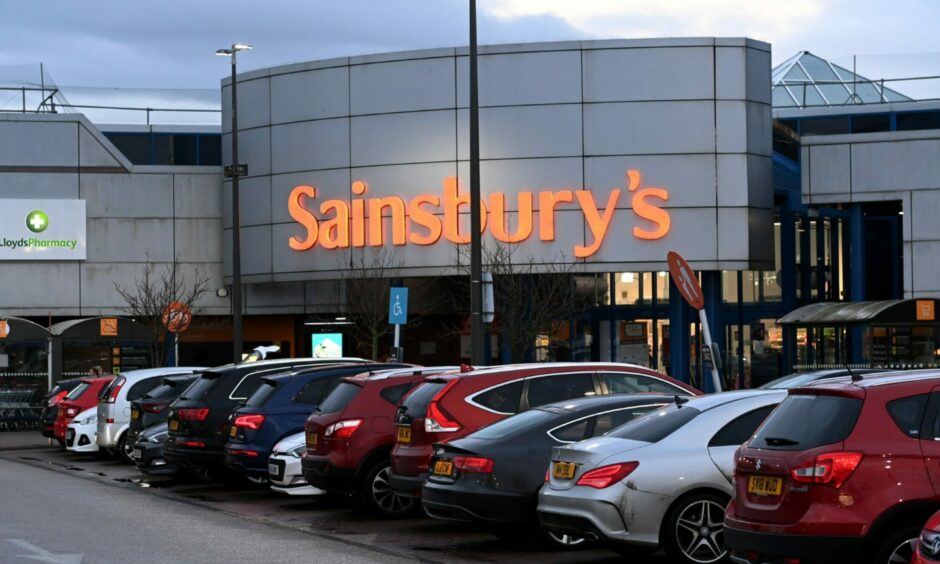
269;432;325;496
66;407;99;453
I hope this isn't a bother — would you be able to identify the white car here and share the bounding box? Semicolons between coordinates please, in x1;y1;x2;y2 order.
65;407;99;453
269;432;325;496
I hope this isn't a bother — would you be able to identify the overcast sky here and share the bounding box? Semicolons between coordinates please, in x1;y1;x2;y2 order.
1;0;938;100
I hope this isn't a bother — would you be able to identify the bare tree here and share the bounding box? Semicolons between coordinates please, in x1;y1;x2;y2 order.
343;249;403;361
114;263;210;367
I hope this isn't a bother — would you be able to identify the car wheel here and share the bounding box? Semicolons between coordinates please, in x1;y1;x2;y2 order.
362;462;416;518
117;432;135;464
873;523;920;564
540;529;589;549
663;492;729;564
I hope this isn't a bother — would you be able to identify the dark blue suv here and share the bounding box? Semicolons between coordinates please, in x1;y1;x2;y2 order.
224;363;408;481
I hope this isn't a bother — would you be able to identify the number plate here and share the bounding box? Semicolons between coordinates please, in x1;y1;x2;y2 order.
229;425;237;438
169;419;179;431
133;448;143;460
397;426;411;443
131;409;140;420
268;463;279;476
552;461;576;480
306;431;317;446
432;459;454;476
747;475;783;496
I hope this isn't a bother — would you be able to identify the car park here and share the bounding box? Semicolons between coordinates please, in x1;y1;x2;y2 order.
164;358;366;480
268;432;324;496
98;367;204;463
224;362;408;483
389;362;699;499
53;376;114;443
421;393;676;546
127;374;200;446
65;407;99;453
914;510;940;564
725;370;940;564
303;366;460;516
538;389;786;563
40;377;83;441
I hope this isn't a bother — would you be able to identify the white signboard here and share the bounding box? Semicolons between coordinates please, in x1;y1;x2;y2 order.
0;200;86;260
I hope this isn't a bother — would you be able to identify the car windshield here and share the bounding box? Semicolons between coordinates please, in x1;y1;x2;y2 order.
471;409;556;440
400;381;448;417
750;394;862;450
606;404;700;443
180;375;218;400
65;382;89;400
316;382;362;414
142;377;197;400
245;380;280;407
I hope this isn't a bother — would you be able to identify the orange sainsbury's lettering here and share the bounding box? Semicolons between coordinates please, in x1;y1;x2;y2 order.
443;176;487;244
288;185;318;250
489;192;533;243
627;170;670;240
538;190;573;241
368;196;407;246
408;195;442;245
575;189;620;258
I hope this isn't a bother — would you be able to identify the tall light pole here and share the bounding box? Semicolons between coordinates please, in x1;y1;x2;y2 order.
216;43;252;363
469;0;484;366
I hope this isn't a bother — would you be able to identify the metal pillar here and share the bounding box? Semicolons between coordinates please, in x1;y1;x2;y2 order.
701;271;723;393
468;0;484;365
781;210;797;375
849;204;866;362
668;281;692;385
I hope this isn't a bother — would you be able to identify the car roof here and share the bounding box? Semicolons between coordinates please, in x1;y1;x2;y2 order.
793;369;940;394
662;389;785;412
114;366;205;382
79;376;115;384
209;357;368;371
538;393;680;414
346;366;462;384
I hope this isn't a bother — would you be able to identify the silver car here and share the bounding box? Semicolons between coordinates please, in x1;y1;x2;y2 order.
537;390;786;564
97;367;204;462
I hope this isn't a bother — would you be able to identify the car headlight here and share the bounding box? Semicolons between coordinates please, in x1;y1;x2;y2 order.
149;431;169;443
288;444;306;458
75;415;95;425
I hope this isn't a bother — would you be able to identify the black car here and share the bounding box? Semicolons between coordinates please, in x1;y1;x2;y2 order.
164;358;366;479
40;377;83;440
225;363;408;483
421;393;675;545
127;374;199;445
133;422;174;475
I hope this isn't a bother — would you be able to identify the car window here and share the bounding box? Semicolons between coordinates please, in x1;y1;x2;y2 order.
127;377;163;402
607;404;700;443
472;381;524;414
600;372;683;395
593;404;664;436
887;393;929;438
473;409;556;440
708;405;777;447
379;383;414;406
552;419;590;442
400;381;448;418
182;375;218;400
525;373;595;408
293;376;342;406
65;382;89;400
246;380;280;407
316;382;362;413
230;374;266;401
750;395;862;450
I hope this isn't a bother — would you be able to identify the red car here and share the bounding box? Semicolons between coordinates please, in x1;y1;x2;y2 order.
914;510;940;564
726;370;940;564
388;362;699;499
302;366;460;516
53;376;114;443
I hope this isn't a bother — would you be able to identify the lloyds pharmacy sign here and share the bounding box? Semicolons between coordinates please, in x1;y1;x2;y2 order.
0;200;86;260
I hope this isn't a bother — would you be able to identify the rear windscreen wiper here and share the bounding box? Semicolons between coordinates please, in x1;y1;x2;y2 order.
763;437;799;446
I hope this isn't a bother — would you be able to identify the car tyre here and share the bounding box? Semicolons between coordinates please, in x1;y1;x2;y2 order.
361;461;416;518
117;432;135;464
662;492;729;564
872;523;920;564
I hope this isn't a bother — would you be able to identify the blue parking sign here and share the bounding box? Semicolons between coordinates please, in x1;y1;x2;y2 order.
388;287;408;325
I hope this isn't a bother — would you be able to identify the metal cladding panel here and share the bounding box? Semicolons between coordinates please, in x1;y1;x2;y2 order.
271;169;351;225
175;218;223;263
911;191;940;240
221;77;270;133
581;47;715;103
480;157;583;212
851;139;940;192
222;127;270;176
0;121;77;166
174;174;223;219
271;119;350;174
808;144;851;197
86;218;173;262
223;224;272;276
583;101;717;155
81;173;173;218
0;263;80;309
912;241;940;295
78;126;122;168
80;262;161;308
351;57;455;115
0;173;79;199
271;66;349;124
478;104;582;160
222;176;271;229
585;154;719;209
350;110;456;167
468;50;582;107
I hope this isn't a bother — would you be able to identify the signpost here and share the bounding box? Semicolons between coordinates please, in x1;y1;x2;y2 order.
667;251;722;393
162;302;193;367
388;287;408;362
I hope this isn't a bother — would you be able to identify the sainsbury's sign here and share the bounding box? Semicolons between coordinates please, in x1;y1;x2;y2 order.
287;170;670;258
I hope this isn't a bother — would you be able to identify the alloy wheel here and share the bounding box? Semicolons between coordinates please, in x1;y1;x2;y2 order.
887;537;916;564
673;499;726;564
370;465;414;516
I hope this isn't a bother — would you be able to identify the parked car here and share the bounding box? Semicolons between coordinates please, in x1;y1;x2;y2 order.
303;366;460;516
53;376;114;443
132;422;173;475
40;377;83;441
98;367;204;463
758;368;885;389
65;407;99;453
390;362;699;499
422;393;677;546
127;374;200;446
224;362;408;483
268;432;324;496
164;358;366;480
914;510;940;564
538;389;786;563
725;370;940;564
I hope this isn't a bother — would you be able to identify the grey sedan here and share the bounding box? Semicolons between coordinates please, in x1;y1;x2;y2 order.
537;389;786;564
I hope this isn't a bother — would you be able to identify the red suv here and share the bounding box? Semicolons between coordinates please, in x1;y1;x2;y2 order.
53;376;114;443
388;362;699;499
302;366;459;516
726;371;940;564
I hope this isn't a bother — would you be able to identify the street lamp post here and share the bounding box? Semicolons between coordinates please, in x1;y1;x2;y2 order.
469;0;485;366
216;43;252;363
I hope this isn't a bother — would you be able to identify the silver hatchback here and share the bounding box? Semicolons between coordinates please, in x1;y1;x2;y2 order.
537;390;785;564
97;367;204;462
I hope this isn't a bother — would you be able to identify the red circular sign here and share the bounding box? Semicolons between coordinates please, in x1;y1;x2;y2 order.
161;302;193;333
666;251;704;310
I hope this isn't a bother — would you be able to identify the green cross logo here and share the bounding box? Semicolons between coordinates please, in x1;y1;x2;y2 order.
26;210;49;233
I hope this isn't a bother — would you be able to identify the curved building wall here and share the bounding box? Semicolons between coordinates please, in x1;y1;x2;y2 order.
222;38;774;284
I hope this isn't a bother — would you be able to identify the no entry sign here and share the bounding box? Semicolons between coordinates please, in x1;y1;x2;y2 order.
667;251;704;310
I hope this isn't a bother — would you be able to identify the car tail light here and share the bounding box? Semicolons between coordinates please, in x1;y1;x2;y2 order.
325;419;362;438
453;455;494;474
228;448;259;457
576;462;639;489
65;407;79;417
181;440;205;448
106;418;114;424
545;469;550;482
177;408;210;421
425;380;460;433
233;414;266;430
142;401;170;414
106;376;126;403
790;452;863;488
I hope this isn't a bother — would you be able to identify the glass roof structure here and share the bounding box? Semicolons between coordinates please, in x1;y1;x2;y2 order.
772;51;912;108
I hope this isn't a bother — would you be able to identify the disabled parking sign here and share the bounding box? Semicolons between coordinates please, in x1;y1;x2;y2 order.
388;287;408;325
